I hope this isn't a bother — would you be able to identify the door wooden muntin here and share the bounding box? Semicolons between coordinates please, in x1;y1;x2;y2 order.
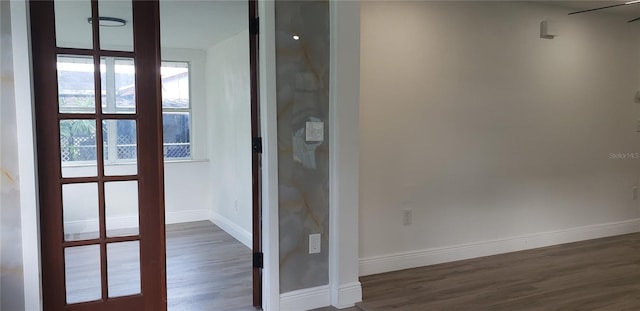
30;1;166;310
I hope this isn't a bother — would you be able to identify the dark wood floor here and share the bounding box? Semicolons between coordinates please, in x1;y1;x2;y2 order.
311;307;359;311
65;221;254;310
358;232;640;310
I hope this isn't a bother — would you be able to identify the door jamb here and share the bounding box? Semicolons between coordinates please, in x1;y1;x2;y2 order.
11;1;44;310
257;1;280;310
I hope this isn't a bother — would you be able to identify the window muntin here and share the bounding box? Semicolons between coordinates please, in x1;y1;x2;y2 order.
101;57;136;113
57;56;192;164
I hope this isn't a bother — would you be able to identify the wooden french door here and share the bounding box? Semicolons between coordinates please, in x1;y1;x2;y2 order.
31;0;166;310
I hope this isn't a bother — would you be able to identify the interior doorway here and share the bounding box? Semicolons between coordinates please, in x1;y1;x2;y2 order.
30;0;261;310
158;1;260;309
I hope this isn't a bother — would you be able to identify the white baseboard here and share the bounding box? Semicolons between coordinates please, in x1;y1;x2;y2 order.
165;209;210;224
359;218;640;276
280;285;330;311
210;212;252;248
332;282;362;309
279;282;361;310
63;209;210;235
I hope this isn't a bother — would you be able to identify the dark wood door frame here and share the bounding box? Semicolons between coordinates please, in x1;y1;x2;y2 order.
249;0;263;308
30;0;166;310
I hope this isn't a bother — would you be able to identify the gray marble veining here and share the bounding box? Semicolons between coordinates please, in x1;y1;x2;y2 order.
275;0;331;293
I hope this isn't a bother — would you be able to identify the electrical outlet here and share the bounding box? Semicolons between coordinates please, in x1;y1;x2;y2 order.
309;233;321;254
633;186;638;201
403;209;412;226
234;200;239;213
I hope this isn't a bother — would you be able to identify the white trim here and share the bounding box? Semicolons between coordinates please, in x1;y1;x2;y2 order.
63;210;210;236
359;218;640;276
280;285;330;311
336;282;363;309
11;0;43;310
258;1;280;310
164;209;209;224
209;212;252;248
328;1;362;309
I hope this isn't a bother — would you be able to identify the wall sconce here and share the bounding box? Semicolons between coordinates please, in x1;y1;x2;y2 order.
540;20;558;39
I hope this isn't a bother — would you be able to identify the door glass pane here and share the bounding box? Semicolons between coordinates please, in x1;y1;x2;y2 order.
102;120;137;176
65;245;101;304
101;57;136;114
105;181;138;237
63;183;99;241
58;55;96;113
54;0;93;49
107;241;141;297
98;0;134;52
60;119;98;178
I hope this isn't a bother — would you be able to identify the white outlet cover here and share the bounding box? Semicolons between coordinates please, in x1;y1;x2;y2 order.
309;233;321;254
403;209;412;226
306;121;324;142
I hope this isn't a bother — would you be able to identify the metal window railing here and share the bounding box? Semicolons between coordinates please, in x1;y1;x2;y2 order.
61;135;191;162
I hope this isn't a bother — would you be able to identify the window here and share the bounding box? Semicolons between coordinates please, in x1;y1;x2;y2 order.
161;62;191;159
57;56;192;164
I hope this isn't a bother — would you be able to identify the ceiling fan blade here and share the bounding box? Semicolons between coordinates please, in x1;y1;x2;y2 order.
568;3;627;15
628;16;640;23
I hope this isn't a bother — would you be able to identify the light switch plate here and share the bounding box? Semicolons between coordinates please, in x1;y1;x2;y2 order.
309;233;321;254
306;121;324;142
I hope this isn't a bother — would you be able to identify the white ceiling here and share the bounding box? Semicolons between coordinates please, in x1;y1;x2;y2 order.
54;0;247;50
53;0;640;51
159;0;247;49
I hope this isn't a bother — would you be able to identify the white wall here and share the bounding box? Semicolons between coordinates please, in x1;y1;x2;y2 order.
359;1;640;275
206;29;253;248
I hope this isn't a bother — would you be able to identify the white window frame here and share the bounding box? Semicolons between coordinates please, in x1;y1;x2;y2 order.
160;60;193;161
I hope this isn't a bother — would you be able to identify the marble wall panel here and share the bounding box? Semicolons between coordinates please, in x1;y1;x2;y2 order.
275;0;330;293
